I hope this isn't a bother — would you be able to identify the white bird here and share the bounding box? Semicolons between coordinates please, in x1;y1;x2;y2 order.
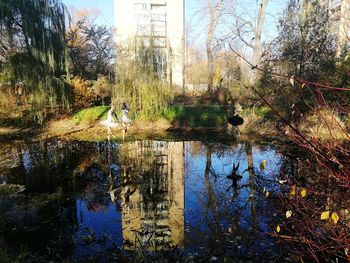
120;103;132;131
100;105;118;140
100;106;119;129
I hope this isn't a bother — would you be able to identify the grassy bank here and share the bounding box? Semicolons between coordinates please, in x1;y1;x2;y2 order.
0;105;276;141
71;105;229;127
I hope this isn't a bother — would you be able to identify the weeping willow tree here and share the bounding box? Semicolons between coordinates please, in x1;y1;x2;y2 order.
0;0;70;123
114;39;173;117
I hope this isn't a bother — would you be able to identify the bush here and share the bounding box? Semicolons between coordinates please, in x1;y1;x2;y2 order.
91;75;113;102
0;85;17;118
70;77;99;109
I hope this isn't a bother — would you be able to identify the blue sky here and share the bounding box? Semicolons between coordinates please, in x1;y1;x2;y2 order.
62;0;201;27
62;0;115;26
61;0;288;25
61;0;288;51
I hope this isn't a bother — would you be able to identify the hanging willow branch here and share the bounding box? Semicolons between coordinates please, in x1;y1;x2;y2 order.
0;0;70;123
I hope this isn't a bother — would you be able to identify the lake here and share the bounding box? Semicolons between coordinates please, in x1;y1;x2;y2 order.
0;138;294;262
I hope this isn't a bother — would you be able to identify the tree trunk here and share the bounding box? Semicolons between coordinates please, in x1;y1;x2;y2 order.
206;0;223;93
252;0;269;81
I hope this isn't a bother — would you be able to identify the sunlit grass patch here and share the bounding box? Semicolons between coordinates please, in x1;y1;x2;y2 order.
299;108;349;141
70;105;276;132
238;106;276;135
72;106;109;125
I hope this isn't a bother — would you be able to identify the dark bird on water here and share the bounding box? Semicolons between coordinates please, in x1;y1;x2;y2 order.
227;114;244;127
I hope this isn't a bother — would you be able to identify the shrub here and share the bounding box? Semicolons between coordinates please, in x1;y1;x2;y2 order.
70;77;99;109
91;75;113;102
0;85;17;118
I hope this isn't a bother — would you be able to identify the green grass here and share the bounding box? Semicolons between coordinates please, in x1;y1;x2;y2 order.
69;105;278;131
242;106;271;118
72;106;109;125
163;105;227;127
72;105;228;128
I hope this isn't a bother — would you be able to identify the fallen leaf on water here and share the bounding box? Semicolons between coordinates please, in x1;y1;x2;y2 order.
321;211;330;220
331;212;339;224
265;191;270;198
276;225;281;233
278;179;287;184
260;160;267;172
289;185;296;197
300;188;307;198
286;210;292;219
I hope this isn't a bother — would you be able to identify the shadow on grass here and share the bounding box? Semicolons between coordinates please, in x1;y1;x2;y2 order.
164;105;227;128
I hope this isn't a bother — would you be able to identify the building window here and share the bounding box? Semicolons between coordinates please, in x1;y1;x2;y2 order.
152;37;167;48
134;3;147;11
152;21;166;36
151;13;166;22
135;14;150;24
151;4;166;12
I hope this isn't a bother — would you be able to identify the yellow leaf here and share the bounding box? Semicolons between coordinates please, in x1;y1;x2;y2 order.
301;188;307;198
321;211;330;220
301;83;306;88
290;185;296;197
331;212;339;224
260;160;267;172
289;75;295;87
276;225;281;233
266;191;270;198
286;210;292;218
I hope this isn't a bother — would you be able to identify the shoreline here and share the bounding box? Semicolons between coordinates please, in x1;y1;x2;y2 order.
0;117;279;143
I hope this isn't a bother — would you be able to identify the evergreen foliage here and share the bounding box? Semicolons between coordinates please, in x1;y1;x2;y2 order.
276;0;336;81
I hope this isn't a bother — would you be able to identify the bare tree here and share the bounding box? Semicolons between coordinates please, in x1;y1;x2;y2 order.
206;0;223;93
229;0;269;82
252;0;269;71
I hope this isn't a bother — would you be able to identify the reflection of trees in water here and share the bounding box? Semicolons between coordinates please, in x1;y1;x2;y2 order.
0;140;121;260
0;139;296;260
3;140;121;212
187;141;286;259
74;141;120;212
76;163;111;212
0;191;77;260
2;141;95;192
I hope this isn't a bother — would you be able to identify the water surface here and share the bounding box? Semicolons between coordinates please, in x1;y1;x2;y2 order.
0;139;292;261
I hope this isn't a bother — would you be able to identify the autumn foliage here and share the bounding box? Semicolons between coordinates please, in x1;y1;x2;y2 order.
70;77;99;109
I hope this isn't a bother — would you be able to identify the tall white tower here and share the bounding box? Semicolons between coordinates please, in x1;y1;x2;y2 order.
114;0;185;88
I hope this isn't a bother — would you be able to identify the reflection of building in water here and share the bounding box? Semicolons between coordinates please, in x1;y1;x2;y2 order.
119;141;184;251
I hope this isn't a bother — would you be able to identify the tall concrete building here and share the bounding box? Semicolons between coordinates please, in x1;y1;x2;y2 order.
114;0;185;88
306;0;350;51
